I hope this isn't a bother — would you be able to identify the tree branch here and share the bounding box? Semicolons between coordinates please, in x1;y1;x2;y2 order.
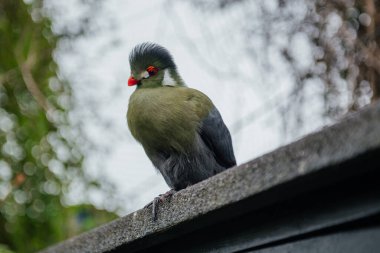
18;53;53;112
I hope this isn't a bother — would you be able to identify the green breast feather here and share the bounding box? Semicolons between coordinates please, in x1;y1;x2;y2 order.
127;86;213;153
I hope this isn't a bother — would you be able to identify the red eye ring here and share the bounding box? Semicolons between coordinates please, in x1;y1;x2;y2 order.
146;66;159;76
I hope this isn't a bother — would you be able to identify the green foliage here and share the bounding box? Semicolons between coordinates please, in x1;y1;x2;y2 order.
0;244;14;253
0;1;117;252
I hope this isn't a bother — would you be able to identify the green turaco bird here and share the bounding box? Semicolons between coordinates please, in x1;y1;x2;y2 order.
127;43;236;218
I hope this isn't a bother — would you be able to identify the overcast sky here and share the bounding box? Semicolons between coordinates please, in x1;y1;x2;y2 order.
45;0;326;214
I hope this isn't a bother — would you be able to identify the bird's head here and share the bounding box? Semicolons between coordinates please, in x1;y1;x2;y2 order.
128;42;184;88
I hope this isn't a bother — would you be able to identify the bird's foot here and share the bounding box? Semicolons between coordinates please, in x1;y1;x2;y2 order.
145;189;176;221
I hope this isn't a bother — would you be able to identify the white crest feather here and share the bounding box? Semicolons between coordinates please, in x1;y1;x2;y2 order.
162;69;176;86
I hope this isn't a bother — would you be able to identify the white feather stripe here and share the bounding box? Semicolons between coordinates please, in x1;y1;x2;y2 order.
162;69;176;86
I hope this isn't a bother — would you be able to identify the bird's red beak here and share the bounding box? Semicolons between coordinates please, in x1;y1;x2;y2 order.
128;76;139;86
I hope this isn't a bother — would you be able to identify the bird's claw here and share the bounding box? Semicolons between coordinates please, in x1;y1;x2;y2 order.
145;189;176;221
158;189;176;202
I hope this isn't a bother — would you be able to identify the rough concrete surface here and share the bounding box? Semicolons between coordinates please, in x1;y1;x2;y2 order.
40;102;380;253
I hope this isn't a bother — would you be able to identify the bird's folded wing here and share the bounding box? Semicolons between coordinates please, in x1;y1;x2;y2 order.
199;107;236;168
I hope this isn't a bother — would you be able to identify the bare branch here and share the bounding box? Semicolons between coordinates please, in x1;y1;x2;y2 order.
18;52;54;112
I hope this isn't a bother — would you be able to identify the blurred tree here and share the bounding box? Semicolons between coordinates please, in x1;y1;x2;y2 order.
187;0;380;136
0;1;117;252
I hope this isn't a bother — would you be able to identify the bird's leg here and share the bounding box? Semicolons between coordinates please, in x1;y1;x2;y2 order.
145;189;176;221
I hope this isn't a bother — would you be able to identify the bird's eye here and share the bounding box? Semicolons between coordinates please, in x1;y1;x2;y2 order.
146;66;159;76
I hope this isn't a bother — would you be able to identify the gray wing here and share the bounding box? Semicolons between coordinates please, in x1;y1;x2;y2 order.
199;107;236;168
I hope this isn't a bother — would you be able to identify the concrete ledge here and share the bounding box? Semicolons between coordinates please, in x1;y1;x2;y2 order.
40;102;380;253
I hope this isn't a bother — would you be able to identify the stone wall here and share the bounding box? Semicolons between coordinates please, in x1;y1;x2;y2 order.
40;102;380;253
